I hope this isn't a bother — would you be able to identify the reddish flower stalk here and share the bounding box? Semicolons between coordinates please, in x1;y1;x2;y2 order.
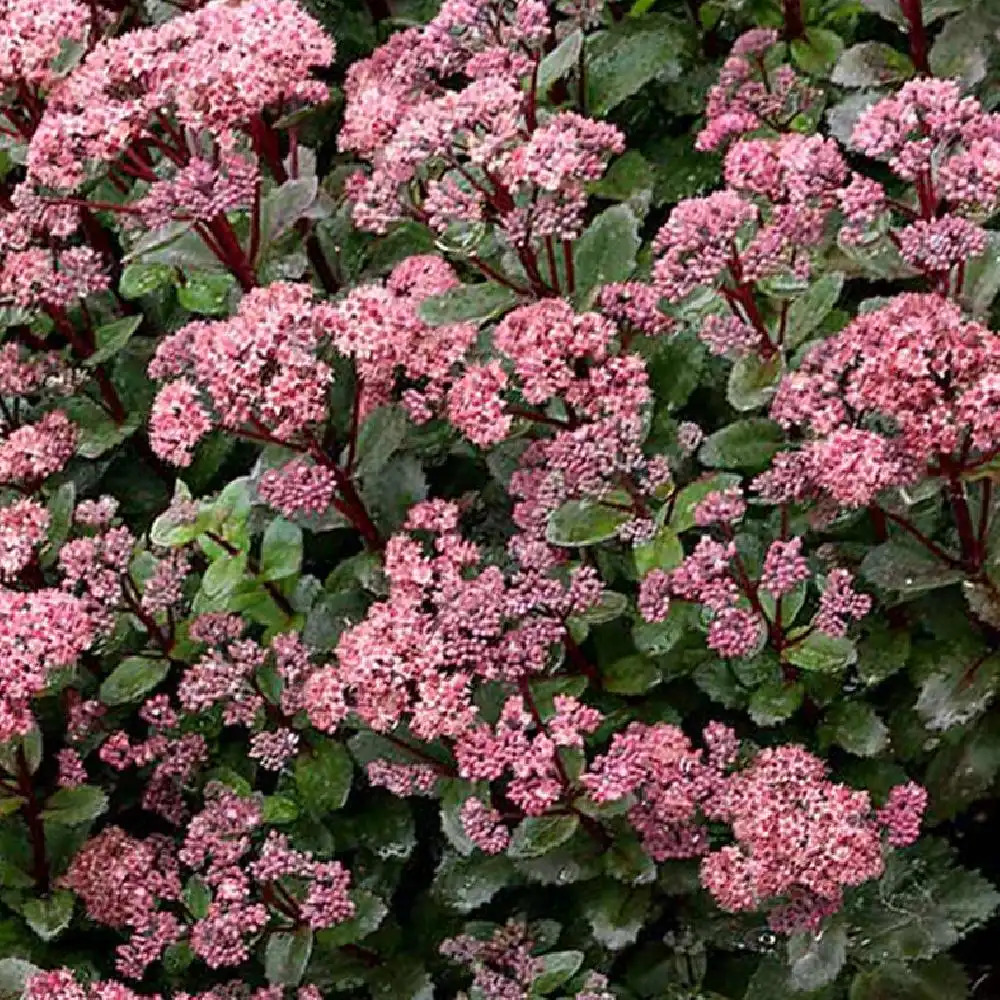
782;0;805;39
899;0;930;75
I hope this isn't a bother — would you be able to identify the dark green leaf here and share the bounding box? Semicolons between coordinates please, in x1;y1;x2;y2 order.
178;273;238;316
419;282;519;326
585;16;688;114
532;951;584;994
507;815;579;859
786;272;844;348
265;928;313;987
433;852;519;913
572;204;640;305
295;740;353;814
317;890;387;947
260;518;303;581
602;654;661;695
748;680;803;726
119;262;173;299
831;42;914;87
41;785;108;826
784;632;857;673
699;419;784;471
100;656;170;706
788;921;847;992
726;352;784;412
634;525;682;576
546;499;630;547
822;701;889;757
22;892;74;941
85;316;143;367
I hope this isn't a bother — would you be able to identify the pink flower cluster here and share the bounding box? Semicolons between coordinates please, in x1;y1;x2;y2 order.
697;29;818;152
454;693;602;816
0;585;93;741
26;970;323;1000
440;921;543;1000
304;501;601;745
149;282;334;465
769;293;1000;506
64;784;354;978
0;497;49;577
845;80;1000;281
638;508;868;657
324;255;477;424
340;0;622;244
0;0;90;91
0;411;77;487
702;745;921;933
584;725;924;933
27;0;333;190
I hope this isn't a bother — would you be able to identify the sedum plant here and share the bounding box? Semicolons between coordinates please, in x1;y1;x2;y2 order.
2;0;1000;998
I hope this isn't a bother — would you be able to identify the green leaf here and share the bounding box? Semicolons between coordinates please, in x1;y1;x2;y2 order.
958;231;1000;318
915;651;1000;732
261;795;300;825
748;680;803;726
590;151;655;205
572;590;628;628
42;481;75;566
925;714;1000;821
537;28;582;93
669;473;743;532
831;42;914;87
85;316;143;367
433;852;519;913
532;951;584;994
632;603;694;657
178;272;238;316
356;405;408;482
786;273;844;348
119;262;173;299
929;12;989;87
41;785;108;826
788;921;847;992
316;890;387;946
507;815;579;859
602;654;660;695
265;927;313;987
419;282;519;326
261;177;319;245
295;740;353;814
634;525;682;576
699;419;784;471
0;957;40;1000
546;499;630;547
202;551;248;600
582;881;651;951
183;877;212;919
260;518;303;581
856;623;911;687
791;28;844;75
62;396;140;459
822;701;889;757
861;542;963;597
785;632;857;673
22;892;74;941
100;655;170;706
572;204;640;306
845;839;1000;962
849;958;970;1000
726;352;784;412
585;15;688;115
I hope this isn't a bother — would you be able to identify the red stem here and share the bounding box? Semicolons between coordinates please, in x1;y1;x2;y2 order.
16;749;48;892
900;0;930;75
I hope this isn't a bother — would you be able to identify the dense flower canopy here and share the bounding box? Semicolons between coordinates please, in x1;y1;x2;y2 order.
5;0;1000;999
